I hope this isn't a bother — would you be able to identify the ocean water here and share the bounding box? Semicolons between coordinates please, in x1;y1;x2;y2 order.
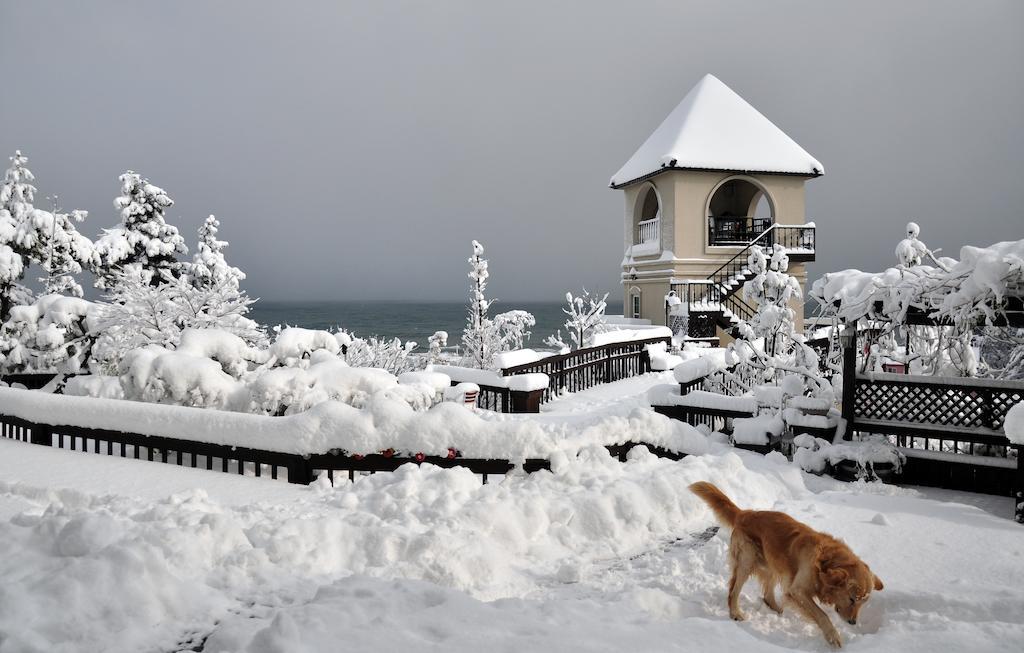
249;301;624;349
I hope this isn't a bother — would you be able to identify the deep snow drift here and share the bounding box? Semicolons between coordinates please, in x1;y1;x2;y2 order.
0;435;1021;653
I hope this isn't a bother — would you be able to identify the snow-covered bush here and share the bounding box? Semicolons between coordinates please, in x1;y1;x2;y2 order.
343;334;422;375
0;294;98;373
94;171;187;288
119;345;246;410
427;330;448;363
92;233;265;374
460;240;536;368
544;289;608;351
267;327;340;367
0;150;95;318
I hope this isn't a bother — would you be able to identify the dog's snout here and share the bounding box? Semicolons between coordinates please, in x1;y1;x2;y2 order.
847;619;857;625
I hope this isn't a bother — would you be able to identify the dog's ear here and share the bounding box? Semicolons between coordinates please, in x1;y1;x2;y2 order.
873;574;884;591
824;567;848;587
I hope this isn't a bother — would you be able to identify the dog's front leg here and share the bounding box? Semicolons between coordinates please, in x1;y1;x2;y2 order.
786;591;842;648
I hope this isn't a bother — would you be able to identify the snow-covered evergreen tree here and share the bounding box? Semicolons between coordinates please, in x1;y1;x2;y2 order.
94;171;187;288
187;215;244;290
0;151;95;317
544;289;608;351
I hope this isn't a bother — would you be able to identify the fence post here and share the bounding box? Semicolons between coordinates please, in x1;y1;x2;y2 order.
605;345;613;383
510;388;544;413
840;328;857;441
287;457;314;485
29;423;52;447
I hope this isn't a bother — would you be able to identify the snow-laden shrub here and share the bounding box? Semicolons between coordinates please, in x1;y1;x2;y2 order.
176;328;265;379
92;262;265;373
342;331;424;375
268;327;340;367
0;294;98;373
120;345;246;410
63;374;125;400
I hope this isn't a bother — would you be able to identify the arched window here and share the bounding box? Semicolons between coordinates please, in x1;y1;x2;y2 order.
707;178;774;245
633;185;661;246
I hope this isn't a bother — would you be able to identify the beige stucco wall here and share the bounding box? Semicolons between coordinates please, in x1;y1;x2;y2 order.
619;169;814;330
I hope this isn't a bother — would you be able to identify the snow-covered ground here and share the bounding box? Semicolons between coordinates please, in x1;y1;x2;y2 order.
1;431;1021;653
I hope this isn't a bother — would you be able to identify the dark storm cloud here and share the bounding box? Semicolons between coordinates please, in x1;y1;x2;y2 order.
1;0;1021;302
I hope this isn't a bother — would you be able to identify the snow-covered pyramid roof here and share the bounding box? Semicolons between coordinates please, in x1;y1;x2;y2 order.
610;74;823;187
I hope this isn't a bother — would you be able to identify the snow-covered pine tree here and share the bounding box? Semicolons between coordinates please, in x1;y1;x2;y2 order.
0;151;95;318
187;215;244;290
33;196;96;298
94;171;187;288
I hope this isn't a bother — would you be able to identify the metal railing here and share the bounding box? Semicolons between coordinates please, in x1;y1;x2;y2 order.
670;223;815;338
708;216;773;246
635;217;660;245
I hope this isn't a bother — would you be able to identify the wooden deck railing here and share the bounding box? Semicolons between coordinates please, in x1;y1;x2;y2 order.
500;336;670;404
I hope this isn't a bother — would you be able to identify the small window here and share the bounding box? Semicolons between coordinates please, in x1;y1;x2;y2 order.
631;294;641;319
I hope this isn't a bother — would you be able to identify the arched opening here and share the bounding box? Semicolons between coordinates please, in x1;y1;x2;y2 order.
706;178;774;245
633;185;661;246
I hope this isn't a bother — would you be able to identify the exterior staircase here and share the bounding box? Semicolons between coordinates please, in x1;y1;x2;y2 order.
668;224;815;342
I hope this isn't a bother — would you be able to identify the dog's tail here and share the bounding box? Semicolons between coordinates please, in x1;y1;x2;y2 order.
689;482;742;527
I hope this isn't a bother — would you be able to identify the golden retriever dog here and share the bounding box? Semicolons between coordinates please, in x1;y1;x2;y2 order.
689;482;883;648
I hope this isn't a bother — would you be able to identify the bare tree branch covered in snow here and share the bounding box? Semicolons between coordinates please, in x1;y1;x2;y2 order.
810;224;1023;376
544;289;608;352
460;241;536;368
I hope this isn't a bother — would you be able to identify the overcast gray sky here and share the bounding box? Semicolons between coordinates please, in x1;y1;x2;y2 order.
1;1;1021;303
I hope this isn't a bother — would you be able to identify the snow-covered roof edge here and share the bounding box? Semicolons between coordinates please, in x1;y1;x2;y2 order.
610;74;823;188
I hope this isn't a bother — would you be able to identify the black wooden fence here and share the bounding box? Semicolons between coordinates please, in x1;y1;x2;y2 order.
500;336;671;403
0;406;688;486
850;372;1024;497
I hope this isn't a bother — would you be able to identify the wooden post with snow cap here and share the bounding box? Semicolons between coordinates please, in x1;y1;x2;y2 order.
29;423;52;447
840;322;858;441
